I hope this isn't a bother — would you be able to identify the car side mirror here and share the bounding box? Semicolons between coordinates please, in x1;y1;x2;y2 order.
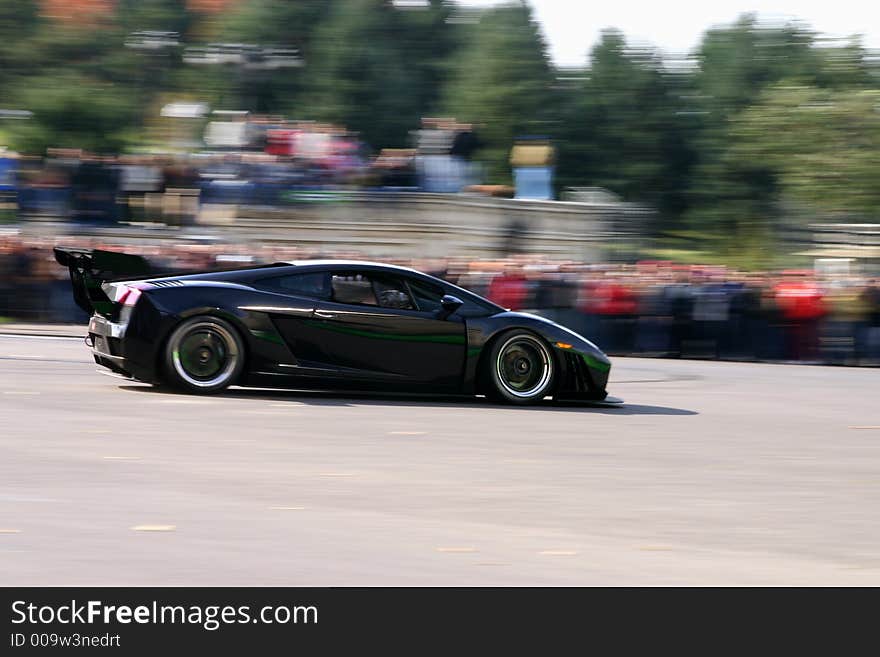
438;294;463;319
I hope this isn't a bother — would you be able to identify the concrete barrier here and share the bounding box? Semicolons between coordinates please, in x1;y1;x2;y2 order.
21;191;650;262
229;192;650;260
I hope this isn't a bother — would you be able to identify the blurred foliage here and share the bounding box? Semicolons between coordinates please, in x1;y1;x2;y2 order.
208;0;336;112
117;0;194;35
11;72;138;153
732;85;880;220
303;0;454;148
680;15;879;264
0;0;43;103
555;29;693;227
0;2;879;263
215;0;333;56
443;1;554;182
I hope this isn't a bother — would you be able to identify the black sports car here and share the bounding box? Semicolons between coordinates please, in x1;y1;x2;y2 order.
55;247;613;405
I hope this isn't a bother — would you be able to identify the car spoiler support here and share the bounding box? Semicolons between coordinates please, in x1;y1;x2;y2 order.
53;247;152;316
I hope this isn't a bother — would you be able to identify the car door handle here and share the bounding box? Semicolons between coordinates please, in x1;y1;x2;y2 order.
314;310;336;319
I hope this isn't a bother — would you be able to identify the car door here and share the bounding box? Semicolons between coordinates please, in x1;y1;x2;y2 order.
248;269;341;373
311;270;466;387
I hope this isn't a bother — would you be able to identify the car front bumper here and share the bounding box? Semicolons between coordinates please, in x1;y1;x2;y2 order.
554;347;610;400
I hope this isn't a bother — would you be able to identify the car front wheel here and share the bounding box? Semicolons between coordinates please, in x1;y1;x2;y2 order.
486;331;555;404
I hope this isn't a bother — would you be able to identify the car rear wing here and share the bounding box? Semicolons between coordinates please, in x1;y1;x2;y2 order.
54;247;152;316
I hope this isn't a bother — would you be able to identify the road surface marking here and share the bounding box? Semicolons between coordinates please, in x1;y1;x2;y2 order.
269;506;306;511
637;545;675;551
103;456;142;461
389;431;427;436
0;528;22;534
848;426;880;430
2;391;40;395
131;525;176;532
436;547;477;553
318;472;355;477
538;550;578;556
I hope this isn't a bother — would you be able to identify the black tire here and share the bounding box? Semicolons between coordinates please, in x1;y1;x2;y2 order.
162;315;245;394
485;330;555;404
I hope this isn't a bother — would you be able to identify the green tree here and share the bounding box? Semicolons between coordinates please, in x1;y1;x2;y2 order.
683;15;826;258
217;0;334;57
557;29;693;224
117;0;193;35
693;14;819;125
199;0;338;113
732;84;880;220
302;0;454;148
9;72;138;153
443;0;554;182
0;0;42;104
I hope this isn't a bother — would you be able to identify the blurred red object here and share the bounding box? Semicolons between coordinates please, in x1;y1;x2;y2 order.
592;281;638;315
487;272;528;310
40;0;113;23
774;281;825;320
265;129;296;157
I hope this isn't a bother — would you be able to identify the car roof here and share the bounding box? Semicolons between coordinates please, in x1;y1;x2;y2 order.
282;259;426;276
145;258;505;313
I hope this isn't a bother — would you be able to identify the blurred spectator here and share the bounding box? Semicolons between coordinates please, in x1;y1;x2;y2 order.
414;117;457;193
119;156;163;222
372;149;418;189
449;123;481;191
859;280;880;364
664;271;694;358
775;273;825;362
691;273;731;359
510;136;555;201
590;274;637;354
821;280;867;365
70;156;121;225
162;159;199;226
487;264;528;311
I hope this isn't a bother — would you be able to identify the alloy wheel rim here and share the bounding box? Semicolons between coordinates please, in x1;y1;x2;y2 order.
495;336;551;398
172;322;239;388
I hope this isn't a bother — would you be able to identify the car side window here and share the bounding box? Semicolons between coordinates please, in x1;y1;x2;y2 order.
254;272;330;299
331;274;378;306
373;277;415;310
406;278;445;313
330;273;415;310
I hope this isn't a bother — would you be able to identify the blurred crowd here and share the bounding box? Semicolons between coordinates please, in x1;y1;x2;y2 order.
2;236;878;367
6;141;366;226
0;116;494;225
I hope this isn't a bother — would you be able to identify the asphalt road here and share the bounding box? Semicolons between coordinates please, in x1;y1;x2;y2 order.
1;333;878;585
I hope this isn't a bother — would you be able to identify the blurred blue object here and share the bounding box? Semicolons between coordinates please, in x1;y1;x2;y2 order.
0;157;16;192
513;166;554;200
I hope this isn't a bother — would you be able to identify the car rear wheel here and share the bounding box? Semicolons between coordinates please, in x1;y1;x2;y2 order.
163;316;245;394
485;331;555;404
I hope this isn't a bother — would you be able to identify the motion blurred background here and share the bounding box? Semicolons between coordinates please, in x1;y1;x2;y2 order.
0;0;878;365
